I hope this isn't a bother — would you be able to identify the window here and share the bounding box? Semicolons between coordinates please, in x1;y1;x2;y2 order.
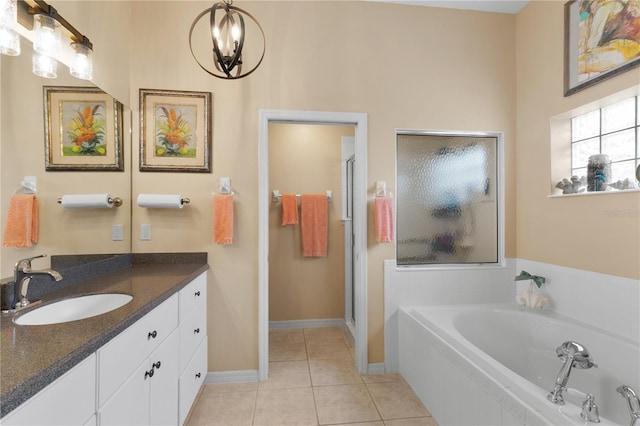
571;96;640;185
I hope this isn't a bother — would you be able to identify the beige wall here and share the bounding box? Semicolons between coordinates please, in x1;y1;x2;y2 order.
268;123;353;321
516;1;640;279
129;1;517;369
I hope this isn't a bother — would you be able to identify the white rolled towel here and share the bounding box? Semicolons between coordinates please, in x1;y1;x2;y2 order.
534;295;549;309
516;289;549;309
528;291;539;309
516;289;531;306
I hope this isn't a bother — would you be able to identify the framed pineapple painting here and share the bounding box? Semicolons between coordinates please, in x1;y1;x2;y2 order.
44;86;124;171
139;88;212;172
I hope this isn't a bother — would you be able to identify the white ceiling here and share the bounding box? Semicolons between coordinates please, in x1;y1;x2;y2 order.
374;0;530;14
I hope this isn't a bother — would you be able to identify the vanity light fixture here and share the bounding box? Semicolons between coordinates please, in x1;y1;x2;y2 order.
32;12;59;56
20;0;93;80
0;24;19;55
189;0;265;80
0;0;17;26
69;38;92;80
0;0;20;56
32;49;55;77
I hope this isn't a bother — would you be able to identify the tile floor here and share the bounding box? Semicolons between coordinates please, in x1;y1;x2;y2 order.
186;327;438;426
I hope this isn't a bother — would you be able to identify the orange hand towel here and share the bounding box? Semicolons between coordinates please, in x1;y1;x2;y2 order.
213;194;234;245
281;194;298;226
2;194;39;248
374;197;394;243
301;194;328;257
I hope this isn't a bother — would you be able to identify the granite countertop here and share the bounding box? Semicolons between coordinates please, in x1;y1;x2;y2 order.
0;256;208;418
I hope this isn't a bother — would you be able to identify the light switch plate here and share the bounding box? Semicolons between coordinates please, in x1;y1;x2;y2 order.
112;224;124;241
140;224;151;240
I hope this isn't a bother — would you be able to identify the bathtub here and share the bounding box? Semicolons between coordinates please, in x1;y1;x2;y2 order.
398;304;640;426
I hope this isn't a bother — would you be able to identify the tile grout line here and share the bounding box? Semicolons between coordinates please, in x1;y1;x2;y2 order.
363;380;385;424
250;385;259;426
304;330;321;426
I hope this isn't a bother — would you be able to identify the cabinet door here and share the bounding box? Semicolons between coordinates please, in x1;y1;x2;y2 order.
149;328;179;426
98;361;150;426
179;304;207;373
179;337;207;426
0;354;96;426
98;294;178;406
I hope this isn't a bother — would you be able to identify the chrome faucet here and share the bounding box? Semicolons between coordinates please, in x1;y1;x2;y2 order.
617;385;640;426
581;394;600;423
12;254;62;310
547;341;597;405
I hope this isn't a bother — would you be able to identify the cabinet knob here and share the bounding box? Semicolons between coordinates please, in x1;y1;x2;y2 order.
145;368;155;379
147;330;158;340
194;328;200;334
153;361;161;369
194;291;201;297
195;372;201;379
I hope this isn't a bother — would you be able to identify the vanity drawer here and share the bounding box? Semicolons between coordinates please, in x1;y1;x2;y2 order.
179;304;207;373
97;294;178;407
178;337;207;426
178;273;206;323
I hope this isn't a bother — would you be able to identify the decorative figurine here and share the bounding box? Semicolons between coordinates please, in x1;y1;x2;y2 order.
555;175;586;194
608;178;638;190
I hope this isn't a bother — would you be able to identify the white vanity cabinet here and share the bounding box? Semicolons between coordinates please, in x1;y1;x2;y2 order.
98;329;179;426
97;294;178;409
177;273;207;425
0;354;96;426
0;271;208;426
97;271;207;426
97;294;179;425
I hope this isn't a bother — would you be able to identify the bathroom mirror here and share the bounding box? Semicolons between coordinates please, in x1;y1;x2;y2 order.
0;40;132;277
396;131;502;266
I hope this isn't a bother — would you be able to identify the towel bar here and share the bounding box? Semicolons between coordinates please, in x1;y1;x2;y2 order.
272;190;332;203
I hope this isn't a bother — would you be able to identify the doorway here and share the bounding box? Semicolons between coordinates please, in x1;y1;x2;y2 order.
258;110;368;380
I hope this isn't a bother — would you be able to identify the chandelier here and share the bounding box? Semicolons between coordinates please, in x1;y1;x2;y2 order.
189;0;265;80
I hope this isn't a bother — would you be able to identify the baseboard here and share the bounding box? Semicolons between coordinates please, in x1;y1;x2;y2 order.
367;363;386;374
205;370;259;384
203;362;385;385
269;318;345;330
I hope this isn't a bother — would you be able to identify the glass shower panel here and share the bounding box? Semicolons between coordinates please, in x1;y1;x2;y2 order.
396;133;499;266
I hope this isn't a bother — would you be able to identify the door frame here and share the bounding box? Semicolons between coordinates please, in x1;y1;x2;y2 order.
258;110;368;380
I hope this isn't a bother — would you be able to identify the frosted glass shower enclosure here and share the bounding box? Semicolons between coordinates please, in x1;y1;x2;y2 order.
396;131;502;266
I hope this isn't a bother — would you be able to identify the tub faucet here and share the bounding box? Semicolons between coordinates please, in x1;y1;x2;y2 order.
12;254;62;310
617;385;640;426
547;341;597;405
581;394;600;423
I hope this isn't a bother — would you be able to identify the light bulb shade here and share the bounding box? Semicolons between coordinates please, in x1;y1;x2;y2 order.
70;42;93;80
33;14;60;57
0;0;17;27
0;25;19;56
32;51;57;78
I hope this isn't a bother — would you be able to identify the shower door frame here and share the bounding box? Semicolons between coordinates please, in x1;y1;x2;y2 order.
258;110;368;379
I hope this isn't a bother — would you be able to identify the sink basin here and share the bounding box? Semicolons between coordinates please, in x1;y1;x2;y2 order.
13;294;133;326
